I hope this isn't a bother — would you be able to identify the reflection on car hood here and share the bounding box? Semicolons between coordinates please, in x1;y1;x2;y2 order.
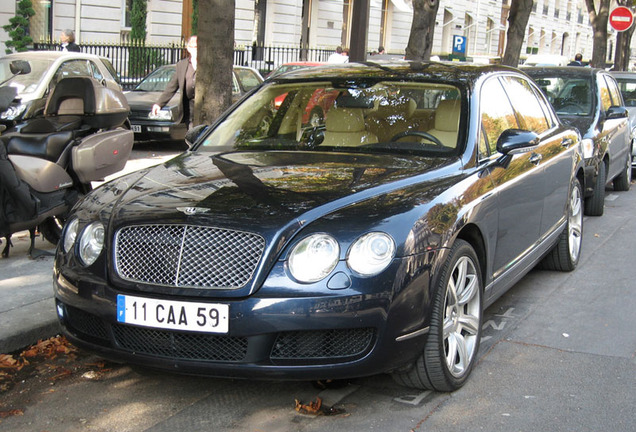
103;151;457;232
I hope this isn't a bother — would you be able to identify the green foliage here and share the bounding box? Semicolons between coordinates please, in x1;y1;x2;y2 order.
130;0;147;40
2;0;36;54
192;0;199;35
129;0;150;77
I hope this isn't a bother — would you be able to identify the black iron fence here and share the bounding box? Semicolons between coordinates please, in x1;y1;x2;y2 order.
33;42;333;89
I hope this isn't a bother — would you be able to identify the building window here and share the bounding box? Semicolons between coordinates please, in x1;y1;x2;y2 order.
342;0;352;48
122;0;132;29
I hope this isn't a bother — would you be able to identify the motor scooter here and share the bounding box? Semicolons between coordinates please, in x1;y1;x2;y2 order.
0;61;133;257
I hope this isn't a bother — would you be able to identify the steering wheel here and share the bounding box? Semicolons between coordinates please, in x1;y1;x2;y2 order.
557;102;584;114
390;130;444;147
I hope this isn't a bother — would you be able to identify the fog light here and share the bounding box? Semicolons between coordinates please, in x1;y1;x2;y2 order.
56;303;65;319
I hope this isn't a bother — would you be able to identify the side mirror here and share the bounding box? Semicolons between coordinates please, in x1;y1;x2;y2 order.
606;105;628;120
184;124;208;148
9;60;31;76
496;129;540;155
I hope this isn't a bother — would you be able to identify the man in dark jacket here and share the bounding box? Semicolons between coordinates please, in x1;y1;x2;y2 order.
60;29;81;52
568;53;584;66
151;35;198;129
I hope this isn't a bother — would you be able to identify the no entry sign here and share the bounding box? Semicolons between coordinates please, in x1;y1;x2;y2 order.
609;7;634;32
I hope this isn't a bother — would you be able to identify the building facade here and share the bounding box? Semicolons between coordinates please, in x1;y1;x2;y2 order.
0;0;630;65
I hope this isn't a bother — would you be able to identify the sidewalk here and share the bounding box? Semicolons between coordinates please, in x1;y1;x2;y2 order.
0;231;59;354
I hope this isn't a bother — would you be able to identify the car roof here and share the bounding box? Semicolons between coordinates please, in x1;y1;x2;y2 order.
522;66;601;78
268;61;520;85
1;50;106;62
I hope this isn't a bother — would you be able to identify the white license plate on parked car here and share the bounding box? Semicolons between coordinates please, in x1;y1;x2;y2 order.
131;124;142;133
116;294;229;333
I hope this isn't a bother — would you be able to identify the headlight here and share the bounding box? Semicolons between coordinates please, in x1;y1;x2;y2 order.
581;138;594;159
288;234;340;283
347;232;395;276
78;222;105;266
148;109;173;120
62;218;79;253
0;103;27;120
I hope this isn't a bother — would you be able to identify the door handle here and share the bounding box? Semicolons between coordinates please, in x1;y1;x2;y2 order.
561;138;574;147
529;153;543;165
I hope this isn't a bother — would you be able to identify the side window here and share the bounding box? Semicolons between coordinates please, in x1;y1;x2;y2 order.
480;77;519;156
599;76;612;111
235;69;262;92
604;75;623;107
232;73;240;95
502;76;550;134
88;61;104;82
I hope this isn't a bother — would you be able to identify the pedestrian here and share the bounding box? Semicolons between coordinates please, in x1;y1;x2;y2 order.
568;53;584;66
60;30;80;52
328;46;348;64
151;35;198;129
378;46;386;54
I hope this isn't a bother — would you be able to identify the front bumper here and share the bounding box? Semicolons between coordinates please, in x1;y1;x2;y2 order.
53;256;434;381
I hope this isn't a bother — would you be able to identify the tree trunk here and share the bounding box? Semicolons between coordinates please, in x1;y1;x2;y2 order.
405;0;440;61
585;0;611;68
195;0;235;126
501;0;533;67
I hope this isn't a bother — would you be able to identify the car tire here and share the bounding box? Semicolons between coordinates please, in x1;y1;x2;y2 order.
540;177;583;272
584;161;606;216
39;216;64;246
392;239;482;391
612;153;632;192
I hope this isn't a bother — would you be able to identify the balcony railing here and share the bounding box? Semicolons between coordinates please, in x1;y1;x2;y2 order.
33;42;333;89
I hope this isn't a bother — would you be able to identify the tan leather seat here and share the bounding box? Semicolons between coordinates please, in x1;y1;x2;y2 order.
322;108;378;147
428;99;460;148
366;97;417;142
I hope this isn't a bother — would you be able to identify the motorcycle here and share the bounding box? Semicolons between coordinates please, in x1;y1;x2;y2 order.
0;60;133;257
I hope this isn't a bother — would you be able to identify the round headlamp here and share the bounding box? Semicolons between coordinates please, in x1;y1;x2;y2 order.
78;222;105;266
347;232;395;276
62;218;79;253
288;233;340;283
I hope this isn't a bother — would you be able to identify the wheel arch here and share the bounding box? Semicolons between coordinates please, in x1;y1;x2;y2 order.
455;223;487;286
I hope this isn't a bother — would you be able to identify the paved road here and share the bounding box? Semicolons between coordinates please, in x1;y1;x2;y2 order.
0;160;634;431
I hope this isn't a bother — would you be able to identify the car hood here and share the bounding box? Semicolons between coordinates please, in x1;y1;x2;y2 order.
124;90;164;110
98;150;459;238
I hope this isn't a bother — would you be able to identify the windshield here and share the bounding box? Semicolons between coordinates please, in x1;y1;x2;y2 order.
197;80;462;157
532;76;593;116
134;66;175;92
0;58;52;94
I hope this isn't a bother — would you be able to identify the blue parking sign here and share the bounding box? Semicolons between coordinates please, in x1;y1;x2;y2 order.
453;35;467;54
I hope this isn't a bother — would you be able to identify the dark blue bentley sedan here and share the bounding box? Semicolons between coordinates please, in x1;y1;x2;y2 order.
54;62;585;392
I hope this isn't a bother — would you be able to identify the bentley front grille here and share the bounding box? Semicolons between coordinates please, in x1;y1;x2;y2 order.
114;224;265;289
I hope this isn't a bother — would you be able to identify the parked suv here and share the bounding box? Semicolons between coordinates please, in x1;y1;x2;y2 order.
610;70;636;171
525;66;632;216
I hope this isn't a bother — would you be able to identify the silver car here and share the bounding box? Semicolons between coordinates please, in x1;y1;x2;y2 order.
0;51;121;128
610;70;636;169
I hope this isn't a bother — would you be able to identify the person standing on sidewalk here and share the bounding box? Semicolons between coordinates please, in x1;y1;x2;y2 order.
151;35;198;129
60;30;80;52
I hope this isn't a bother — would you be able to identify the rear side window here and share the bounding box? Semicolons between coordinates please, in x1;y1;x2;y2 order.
480;77;519;156
603;75;623;107
599;76;613;111
235;68;262;92
502;76;550;134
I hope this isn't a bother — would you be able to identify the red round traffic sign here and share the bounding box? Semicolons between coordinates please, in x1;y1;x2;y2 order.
610;6;634;32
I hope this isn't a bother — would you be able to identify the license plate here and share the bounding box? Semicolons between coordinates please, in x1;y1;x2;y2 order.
131;124;142;133
116;294;229;333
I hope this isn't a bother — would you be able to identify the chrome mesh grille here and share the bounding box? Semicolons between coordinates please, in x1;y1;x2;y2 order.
114;224;265;289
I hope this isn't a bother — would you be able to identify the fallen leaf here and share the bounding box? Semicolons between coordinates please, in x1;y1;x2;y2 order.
295;397;322;415
0;409;24;418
